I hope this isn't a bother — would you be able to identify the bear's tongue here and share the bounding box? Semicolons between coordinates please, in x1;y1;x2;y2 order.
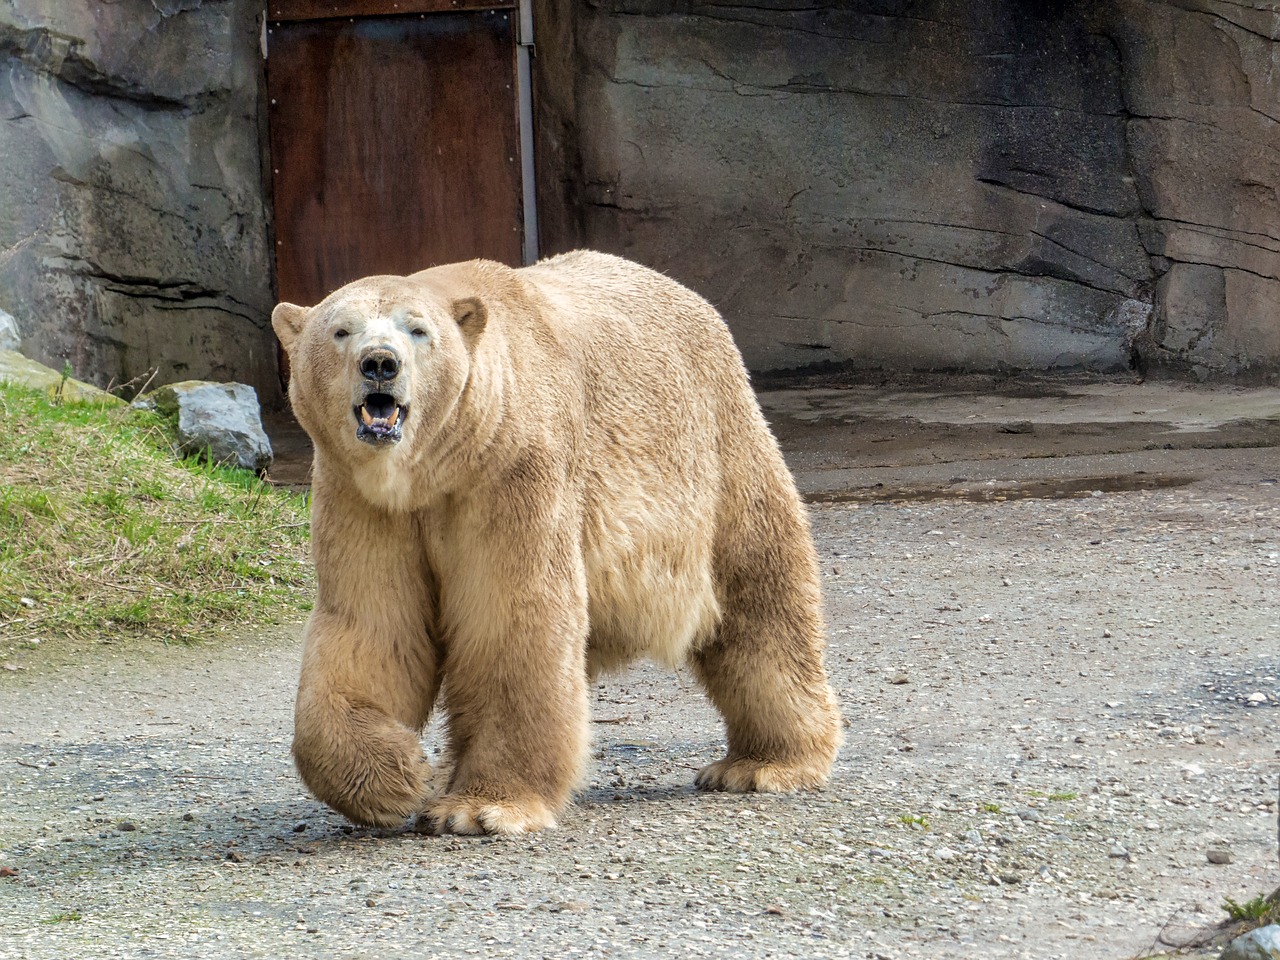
355;393;405;442
360;394;399;426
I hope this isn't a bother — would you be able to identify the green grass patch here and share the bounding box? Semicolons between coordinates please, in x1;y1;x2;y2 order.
0;381;311;647
897;814;930;829
1223;894;1274;923
40;912;83;924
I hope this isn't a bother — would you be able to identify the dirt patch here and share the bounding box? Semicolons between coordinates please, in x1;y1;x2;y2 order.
3;477;1278;959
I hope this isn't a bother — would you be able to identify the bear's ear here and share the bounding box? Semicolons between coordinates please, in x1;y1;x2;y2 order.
272;302;309;354
452;297;487;336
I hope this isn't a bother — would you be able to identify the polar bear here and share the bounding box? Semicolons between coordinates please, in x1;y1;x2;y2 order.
271;251;842;835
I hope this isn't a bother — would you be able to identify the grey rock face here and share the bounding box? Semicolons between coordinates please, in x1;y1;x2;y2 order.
536;0;1280;378
0;308;19;351
149;380;273;472
1221;925;1280;960
0;0;279;404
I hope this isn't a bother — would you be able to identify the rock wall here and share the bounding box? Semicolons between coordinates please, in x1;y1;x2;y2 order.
0;0;278;401
535;0;1280;378
3;0;1275;389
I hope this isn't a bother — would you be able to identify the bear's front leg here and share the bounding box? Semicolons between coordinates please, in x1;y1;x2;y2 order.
426;520;590;836
292;490;439;828
293;609;439;827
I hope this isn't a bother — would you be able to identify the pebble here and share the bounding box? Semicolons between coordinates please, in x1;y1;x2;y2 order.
998;421;1034;435
1207;846;1233;865
1109;845;1130;860
118;821;137;832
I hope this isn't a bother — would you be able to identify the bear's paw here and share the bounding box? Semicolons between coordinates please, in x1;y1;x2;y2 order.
695;756;832;794
424;794;557;836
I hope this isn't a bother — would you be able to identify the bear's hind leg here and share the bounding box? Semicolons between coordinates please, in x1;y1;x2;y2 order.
690;515;841;792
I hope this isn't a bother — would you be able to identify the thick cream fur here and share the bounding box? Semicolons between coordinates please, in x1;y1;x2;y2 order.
274;251;842;833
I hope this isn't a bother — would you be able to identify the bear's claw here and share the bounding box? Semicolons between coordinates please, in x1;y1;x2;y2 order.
695;757;831;794
423;795;557;836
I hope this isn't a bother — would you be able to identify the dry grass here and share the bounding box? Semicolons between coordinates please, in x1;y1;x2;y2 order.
0;381;312;648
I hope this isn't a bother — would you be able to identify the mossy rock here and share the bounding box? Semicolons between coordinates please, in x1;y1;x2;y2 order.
0;350;123;406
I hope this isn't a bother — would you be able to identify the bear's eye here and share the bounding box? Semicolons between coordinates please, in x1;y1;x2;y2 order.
410;328;429;341
333;329;350;341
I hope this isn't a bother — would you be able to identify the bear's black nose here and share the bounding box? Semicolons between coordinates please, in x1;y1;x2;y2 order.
359;348;400;383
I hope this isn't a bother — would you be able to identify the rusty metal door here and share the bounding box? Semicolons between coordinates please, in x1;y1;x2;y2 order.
265;1;525;321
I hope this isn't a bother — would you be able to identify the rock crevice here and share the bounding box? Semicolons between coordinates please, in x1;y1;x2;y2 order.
540;0;1280;377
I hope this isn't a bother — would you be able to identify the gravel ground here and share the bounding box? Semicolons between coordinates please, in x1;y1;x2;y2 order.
3;467;1279;958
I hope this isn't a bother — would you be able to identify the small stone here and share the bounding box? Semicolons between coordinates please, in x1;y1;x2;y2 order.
19;597;34;608
934;847;957;861
292;821;308;832
182;812;195;822
1207;846;1232;865
0;865;18;878
1246;692;1268;704
365;898;378;908
146;381;273;471
890;673;910;685
1109;845;1130;860
998;420;1033;434
118;821;137;832
226;851;244;863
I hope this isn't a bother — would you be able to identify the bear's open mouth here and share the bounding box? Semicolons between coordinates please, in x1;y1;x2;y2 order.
354;393;407;445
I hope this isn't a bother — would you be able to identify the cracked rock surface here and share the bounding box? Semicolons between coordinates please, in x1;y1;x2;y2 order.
0;0;276;402
539;0;1280;379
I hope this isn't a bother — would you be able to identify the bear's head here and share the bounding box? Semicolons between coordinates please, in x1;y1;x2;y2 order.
272;272;488;496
